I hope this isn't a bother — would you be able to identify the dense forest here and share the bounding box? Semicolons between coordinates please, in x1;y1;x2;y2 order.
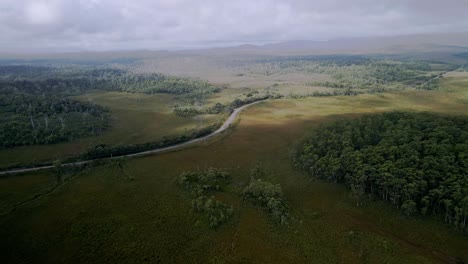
293;112;468;231
0;93;109;148
0;66;220;99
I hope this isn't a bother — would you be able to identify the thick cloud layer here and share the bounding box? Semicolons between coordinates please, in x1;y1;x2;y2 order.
1;0;467;52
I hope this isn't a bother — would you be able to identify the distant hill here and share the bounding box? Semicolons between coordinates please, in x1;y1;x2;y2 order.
194;32;468;55
1;32;468;62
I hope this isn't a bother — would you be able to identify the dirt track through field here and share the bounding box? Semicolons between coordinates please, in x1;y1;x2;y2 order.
0;100;266;176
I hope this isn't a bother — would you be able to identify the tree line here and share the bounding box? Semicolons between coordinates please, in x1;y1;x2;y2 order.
0;92;109;148
293;112;468;231
0;66;221;99
0;65;222;148
174;94;282;118
79;123;221;160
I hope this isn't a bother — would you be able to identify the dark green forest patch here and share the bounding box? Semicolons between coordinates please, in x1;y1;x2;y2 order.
293;112;468;231
0;93;110;148
0;66;221;100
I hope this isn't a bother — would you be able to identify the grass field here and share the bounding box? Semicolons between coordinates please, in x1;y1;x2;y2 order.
442;72;468;99
0;91;222;169
1;74;467;263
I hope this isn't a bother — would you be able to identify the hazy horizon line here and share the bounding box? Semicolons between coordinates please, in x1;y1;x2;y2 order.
1;31;468;57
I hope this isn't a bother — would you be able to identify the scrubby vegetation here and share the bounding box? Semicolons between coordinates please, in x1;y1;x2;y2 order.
191;196;235;228
417;75;443;90
177;168;234;228
174;93;279;117
173;107;203;117
243;173;289;224
177;167;230;196
286;88;362;99
248;56;454;91
80;123;221;160
294;112;468;231
228;93;282;111
206;103;226;114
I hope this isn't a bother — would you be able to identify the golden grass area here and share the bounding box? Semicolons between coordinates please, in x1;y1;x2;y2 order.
245;90;467;127
441;72;468;100
0;91;221;169
0;77;467;263
76;91;221;144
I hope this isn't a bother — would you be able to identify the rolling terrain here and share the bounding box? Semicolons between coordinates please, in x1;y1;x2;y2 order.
0;38;468;263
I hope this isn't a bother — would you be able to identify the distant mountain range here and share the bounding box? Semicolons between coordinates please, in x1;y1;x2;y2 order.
192;32;468;55
1;32;468;60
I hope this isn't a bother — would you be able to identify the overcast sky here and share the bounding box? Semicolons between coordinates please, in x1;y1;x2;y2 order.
1;0;467;52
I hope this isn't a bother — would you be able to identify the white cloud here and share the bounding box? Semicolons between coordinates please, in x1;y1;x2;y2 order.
0;0;467;52
25;1;59;25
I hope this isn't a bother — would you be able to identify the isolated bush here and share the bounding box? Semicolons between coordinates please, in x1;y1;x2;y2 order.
206;103;226;114
243;179;289;224
192;196;234;228
177;168;233;228
177;167;230;196
173;107;202;117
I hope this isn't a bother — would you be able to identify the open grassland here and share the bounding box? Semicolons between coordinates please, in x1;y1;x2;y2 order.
75;91;221;144
442;72;468;100
0;91;221;169
1;76;467;263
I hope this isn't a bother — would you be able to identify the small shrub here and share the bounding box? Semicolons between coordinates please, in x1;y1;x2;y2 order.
177;168;234;228
173;107;202;117
243;179;289;224
177;168;229;196
192;196;234;228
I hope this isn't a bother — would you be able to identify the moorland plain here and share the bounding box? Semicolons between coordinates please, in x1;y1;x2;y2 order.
1;4;468;262
1;73;467;263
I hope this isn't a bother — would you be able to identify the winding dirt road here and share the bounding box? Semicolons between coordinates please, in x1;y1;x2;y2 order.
0;100;266;176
